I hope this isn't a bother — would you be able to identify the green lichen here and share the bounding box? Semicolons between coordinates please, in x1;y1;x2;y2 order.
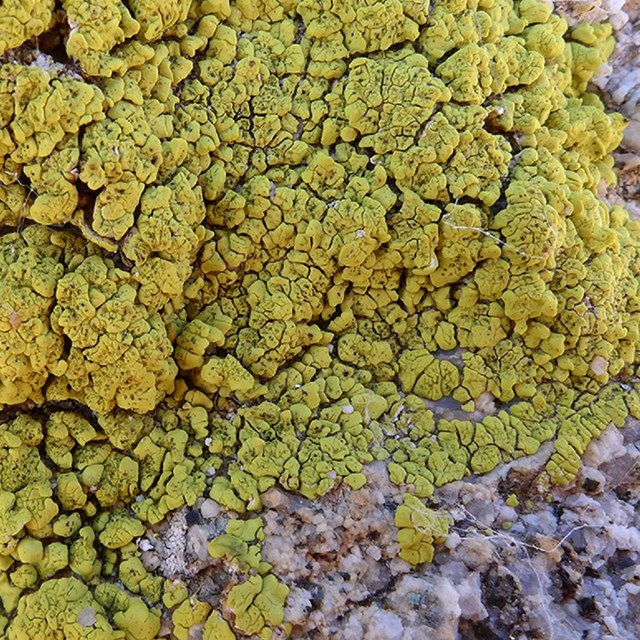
5;577;118;639
395;494;450;565
202;610;236;640
226;574;289;638
0;0;637;636
208;517;269;573
95;583;161;640
172;597;211;640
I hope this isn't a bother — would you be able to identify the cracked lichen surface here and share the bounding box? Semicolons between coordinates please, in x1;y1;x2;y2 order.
0;0;638;637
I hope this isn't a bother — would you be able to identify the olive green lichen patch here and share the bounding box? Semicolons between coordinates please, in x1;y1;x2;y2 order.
0;0;637;636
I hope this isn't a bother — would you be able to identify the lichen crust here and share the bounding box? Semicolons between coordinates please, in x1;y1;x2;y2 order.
0;0;637;635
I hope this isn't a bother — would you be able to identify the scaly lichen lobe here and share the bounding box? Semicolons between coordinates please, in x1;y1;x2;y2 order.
0;0;638;637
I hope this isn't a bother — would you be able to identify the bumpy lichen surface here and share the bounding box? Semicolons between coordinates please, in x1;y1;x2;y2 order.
0;0;638;635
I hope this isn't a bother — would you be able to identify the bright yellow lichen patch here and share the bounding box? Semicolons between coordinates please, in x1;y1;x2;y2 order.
0;0;637;636
6;577;117;639
0;1;54;55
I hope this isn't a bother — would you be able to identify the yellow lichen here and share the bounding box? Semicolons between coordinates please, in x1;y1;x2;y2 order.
0;0;636;637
